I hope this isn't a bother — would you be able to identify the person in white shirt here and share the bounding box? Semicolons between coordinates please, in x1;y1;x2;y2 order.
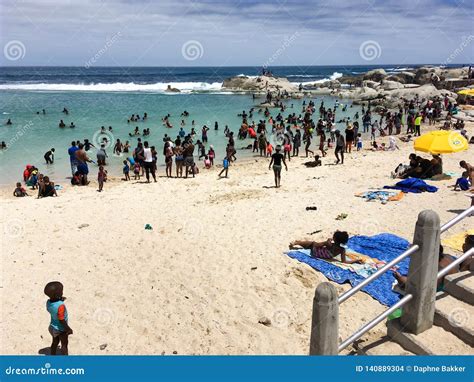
143;141;156;183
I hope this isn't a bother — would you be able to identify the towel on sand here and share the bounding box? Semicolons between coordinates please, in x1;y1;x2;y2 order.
286;234;410;306
299;250;388;279
356;190;404;204
384;178;438;193
442;229;474;252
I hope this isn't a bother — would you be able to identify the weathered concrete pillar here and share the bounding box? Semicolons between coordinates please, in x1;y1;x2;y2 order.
309;282;339;355
401;210;440;334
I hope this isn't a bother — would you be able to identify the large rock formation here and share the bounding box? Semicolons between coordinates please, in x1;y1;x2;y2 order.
222;75;298;93
362;69;387;82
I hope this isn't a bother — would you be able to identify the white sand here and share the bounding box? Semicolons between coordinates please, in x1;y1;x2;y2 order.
1;123;473;355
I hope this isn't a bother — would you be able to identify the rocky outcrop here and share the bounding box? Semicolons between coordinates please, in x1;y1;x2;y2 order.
386;72;415;84
337;86;380;100
314;80;341;89
385;83;456;100
379;80;404;90
222;75;298;93
363;69;387;82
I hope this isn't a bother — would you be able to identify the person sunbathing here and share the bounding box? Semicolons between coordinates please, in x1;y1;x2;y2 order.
393;240;473;291
303;155;322;168
289;231;361;264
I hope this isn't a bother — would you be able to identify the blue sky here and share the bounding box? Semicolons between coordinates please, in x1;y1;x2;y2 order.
1;0;473;66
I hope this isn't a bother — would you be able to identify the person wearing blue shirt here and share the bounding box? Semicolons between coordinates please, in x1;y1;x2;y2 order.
68;141;79;176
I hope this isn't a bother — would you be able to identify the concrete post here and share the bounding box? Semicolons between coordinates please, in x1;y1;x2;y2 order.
401;210;440;334
309;282;339;355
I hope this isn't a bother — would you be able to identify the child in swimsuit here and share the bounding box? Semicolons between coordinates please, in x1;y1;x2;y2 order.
13;182;28;197
133;163;141;180
98;165;107;192
44;281;73;355
123;160;130;181
290;231;361;264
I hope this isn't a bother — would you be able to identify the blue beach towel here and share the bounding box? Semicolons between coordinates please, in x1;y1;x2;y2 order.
286;234;411;306
384;178;438;193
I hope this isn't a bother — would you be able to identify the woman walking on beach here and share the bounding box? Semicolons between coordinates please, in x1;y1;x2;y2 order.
269;145;288;188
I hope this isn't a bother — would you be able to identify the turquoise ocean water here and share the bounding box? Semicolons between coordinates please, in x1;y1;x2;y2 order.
1;91;361;185
2;64;446;185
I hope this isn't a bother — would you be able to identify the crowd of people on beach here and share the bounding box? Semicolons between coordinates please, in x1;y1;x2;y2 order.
5;83;474;358
7;86;473;197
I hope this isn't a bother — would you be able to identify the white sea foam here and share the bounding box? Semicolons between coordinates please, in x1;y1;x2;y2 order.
290;71;343;86
0;81;223;93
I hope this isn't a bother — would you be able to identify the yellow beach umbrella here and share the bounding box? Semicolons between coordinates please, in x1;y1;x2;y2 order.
414;130;468;154
458;89;474;96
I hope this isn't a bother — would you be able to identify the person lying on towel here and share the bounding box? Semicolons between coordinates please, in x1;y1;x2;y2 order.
289;231;362;264
393;238;473;291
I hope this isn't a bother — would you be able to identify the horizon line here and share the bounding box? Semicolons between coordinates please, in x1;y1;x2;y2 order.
0;63;470;69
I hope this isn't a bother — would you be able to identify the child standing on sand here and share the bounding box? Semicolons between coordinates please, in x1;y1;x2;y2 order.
208;146;215;166
356;133;363;151
123;160;130;181
44;281;73;355
218;156;230;178
98;165;107;192
133;162;141;180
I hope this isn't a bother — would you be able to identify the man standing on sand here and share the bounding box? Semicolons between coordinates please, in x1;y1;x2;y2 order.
68;141;79;176
335;130;345;164
75;143;92;185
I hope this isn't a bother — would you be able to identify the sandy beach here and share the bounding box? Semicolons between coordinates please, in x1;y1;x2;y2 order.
1;121;472;355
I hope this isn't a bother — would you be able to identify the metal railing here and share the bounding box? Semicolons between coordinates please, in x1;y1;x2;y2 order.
438;247;474;279
336;206;473;353
338;206;473;306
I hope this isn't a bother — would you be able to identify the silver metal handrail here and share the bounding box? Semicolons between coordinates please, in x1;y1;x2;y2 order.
440;206;474;233
339;206;473;305
338;245;418;304
438;248;474;279
338;248;474;352
336;206;473;353
338;294;413;352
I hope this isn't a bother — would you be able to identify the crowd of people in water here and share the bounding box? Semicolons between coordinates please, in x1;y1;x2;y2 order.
5;88;473;195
